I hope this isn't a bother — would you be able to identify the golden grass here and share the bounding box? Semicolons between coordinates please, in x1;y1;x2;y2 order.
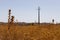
0;24;60;40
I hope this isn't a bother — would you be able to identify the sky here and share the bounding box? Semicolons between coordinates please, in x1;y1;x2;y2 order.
0;0;60;23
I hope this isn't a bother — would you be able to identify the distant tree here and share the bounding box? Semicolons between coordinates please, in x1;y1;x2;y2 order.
52;19;54;24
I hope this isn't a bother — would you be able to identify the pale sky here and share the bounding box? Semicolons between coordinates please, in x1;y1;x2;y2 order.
0;0;60;23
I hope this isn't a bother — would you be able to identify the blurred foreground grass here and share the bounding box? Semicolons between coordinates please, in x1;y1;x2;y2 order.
0;24;60;40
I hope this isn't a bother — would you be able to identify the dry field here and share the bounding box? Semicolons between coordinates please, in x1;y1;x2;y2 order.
0;24;60;40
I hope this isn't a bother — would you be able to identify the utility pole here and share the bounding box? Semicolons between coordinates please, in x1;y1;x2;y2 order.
38;6;40;24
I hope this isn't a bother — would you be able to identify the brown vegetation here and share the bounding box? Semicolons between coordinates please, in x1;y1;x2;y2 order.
0;24;60;40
